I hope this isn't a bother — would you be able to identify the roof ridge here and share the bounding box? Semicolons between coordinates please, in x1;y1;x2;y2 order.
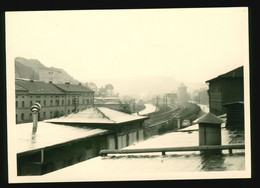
94;107;116;123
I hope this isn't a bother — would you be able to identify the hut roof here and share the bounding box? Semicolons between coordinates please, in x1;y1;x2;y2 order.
196;112;224;124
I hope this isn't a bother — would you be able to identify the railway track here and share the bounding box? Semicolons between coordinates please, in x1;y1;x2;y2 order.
145;102;201;128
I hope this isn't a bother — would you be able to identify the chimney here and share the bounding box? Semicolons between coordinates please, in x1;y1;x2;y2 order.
30;103;41;135
196;112;224;154
65;82;70;85
49;81;53;83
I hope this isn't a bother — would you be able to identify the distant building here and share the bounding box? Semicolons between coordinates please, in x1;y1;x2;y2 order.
206;66;244;127
15;79;94;124
54;82;94;114
177;83;190;102
96;84;115;97
94;97;128;112
166;93;177;105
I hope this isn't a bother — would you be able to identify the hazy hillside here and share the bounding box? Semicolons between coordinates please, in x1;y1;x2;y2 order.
15;57;79;84
15;60;40;80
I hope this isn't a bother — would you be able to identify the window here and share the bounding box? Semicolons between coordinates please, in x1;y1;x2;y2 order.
44;100;46;106
86;99;89;104
68;100;70;105
29;113;32;120
50;111;53;118
62;100;64;105
22;101;25;107
50;100;53;106
43;112;46;119
21;113;24;121
56;100;59;106
68;109;70;114
30;101;33;106
16;101;18;108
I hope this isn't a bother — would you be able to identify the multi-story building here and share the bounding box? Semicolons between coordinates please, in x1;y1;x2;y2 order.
53;82;94;114
206;66;244;127
15;79;94;124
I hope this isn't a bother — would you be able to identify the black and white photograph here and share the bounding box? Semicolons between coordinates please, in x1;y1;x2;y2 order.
5;7;251;183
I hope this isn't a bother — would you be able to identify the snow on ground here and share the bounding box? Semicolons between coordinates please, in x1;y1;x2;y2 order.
138;103;157;115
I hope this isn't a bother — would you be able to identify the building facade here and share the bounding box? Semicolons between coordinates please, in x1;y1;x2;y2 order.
15;79;94;124
54;82;95;114
206;66;244;127
177;83;190;102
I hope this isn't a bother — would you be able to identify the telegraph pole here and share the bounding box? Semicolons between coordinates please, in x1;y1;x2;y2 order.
165;94;168;111
133;98;135;114
156;96;159;111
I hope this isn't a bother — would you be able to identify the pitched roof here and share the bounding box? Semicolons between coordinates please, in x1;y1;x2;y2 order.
15;79;64;94
15;121;108;153
206;66;243;83
53;83;94;93
15;83;28;91
46;107;149;124
196;112;224;124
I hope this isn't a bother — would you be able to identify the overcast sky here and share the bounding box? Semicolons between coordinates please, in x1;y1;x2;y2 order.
6;7;248;84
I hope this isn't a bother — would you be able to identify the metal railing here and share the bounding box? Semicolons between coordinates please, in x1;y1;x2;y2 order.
100;144;245;156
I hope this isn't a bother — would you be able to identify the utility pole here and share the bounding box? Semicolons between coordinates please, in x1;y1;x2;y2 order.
156;96;159;111
165;94;168;112
133;98;135;114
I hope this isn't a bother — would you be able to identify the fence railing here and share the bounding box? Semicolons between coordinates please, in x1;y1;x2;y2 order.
100;144;245;156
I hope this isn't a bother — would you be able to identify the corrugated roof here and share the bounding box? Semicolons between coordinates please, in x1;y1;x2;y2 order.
46;107;149;124
15;79;64;94
206;66;243;83
54;83;94;93
196;112;224;124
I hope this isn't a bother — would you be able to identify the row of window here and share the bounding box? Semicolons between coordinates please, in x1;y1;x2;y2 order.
16;93;94;99
16;107;84;123
16;98;93;108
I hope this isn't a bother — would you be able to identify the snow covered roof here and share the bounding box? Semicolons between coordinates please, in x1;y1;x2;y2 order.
14;121;108;153
46;107;149;124
40;128;245;182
